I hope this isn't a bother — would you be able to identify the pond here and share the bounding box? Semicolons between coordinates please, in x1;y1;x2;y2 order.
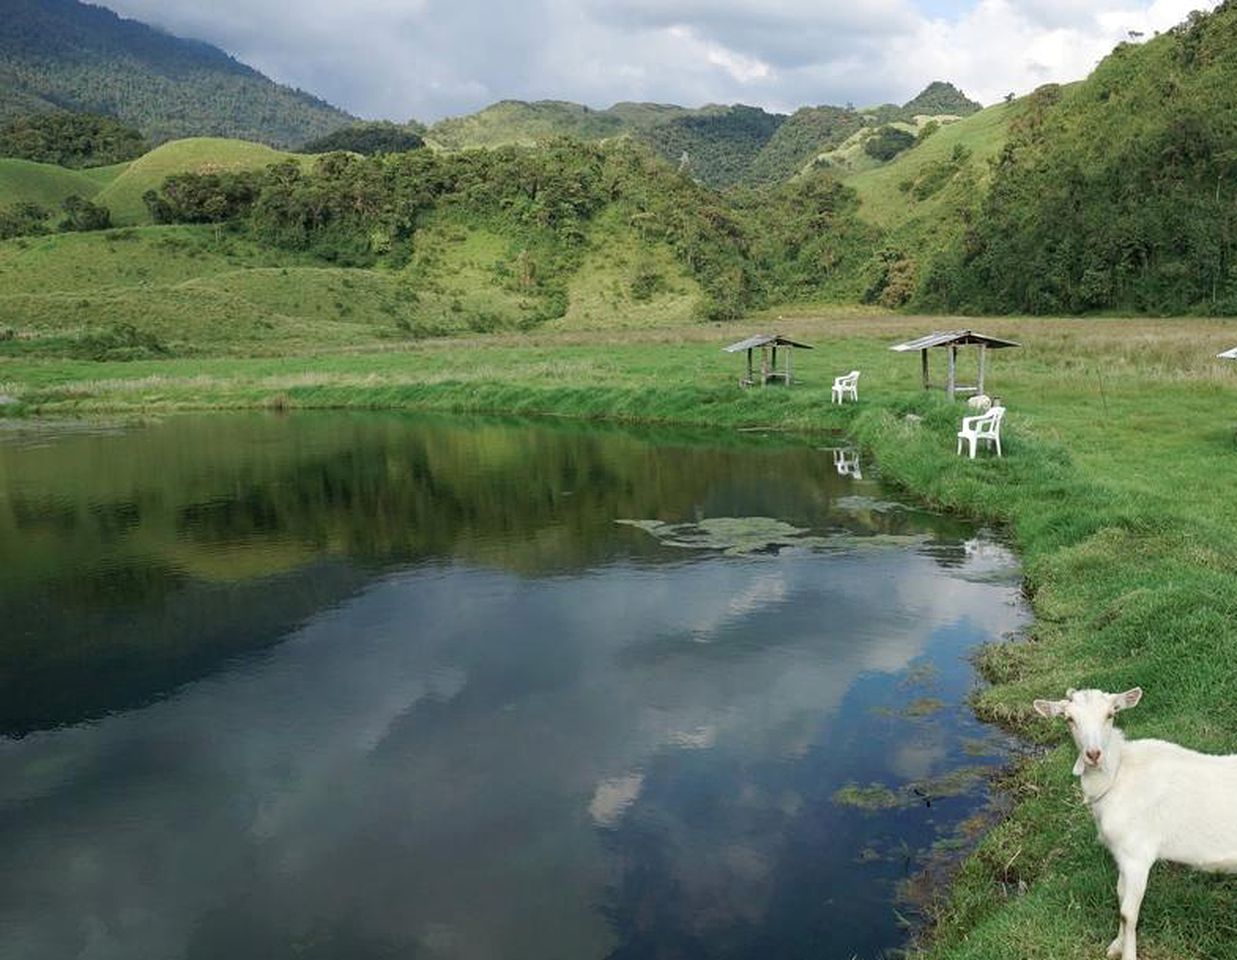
0;412;1028;960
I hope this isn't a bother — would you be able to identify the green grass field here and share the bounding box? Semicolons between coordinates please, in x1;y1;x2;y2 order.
0;156;110;208
4;312;1237;960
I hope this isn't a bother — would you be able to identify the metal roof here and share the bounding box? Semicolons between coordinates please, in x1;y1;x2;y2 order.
723;333;814;353
889;330;1021;352
1218;346;1237;359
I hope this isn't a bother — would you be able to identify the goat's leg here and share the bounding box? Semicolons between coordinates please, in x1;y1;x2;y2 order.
1116;857;1151;960
1106;870;1126;958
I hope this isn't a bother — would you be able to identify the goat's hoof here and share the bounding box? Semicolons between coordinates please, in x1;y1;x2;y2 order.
1105;940;1122;959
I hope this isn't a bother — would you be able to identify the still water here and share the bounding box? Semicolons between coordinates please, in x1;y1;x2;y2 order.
0;413;1027;960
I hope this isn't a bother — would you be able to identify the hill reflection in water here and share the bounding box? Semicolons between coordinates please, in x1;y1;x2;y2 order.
0;412;1027;960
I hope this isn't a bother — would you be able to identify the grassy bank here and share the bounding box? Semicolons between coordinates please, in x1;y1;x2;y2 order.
4;313;1237;958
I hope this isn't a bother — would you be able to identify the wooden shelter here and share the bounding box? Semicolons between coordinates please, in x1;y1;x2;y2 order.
889;330;1020;399
723;333;813;387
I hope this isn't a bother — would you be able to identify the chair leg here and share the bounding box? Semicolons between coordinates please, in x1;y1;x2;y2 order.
956;437;963;455
995;435;1002;457
969;437;977;459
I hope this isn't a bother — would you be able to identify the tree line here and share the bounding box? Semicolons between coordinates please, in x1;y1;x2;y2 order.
140;138;874;319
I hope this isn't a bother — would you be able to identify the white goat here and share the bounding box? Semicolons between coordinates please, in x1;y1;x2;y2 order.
966;393;992;412
1033;688;1237;960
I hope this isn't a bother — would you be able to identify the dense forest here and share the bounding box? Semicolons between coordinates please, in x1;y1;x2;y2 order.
299;121;426;156
917;3;1237;314
0;110;146;167
0;0;353;146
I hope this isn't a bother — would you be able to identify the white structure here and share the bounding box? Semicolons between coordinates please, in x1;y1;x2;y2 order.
832;448;861;479
1034;688;1237;960
1217;346;1237;359
956;406;1004;458
831;370;860;404
965;394;992;412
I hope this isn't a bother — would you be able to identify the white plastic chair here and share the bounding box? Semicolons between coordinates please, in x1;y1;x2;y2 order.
831;370;860;404
956;406;1005;459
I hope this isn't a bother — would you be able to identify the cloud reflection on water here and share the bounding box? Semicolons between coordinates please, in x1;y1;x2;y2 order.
0;539;1024;960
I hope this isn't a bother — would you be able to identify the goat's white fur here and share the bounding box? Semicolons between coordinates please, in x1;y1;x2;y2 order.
966;394;992;412
1033;687;1237;960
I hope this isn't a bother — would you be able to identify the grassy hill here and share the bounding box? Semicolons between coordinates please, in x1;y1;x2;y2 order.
813;101;1019;307
847;101;1016;228
0;155;109;207
0;204;707;357
95;138;307;225
427;100;630;149
0;0;353;146
427;99;784;188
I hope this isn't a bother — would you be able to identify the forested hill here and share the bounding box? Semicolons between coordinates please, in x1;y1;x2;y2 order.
915;1;1237;315
424;83;982;189
896;81;981;119
0;0;353;146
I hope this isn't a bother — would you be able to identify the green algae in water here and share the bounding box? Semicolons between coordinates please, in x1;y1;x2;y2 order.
832;766;992;812
904;697;947;717
616;516;928;556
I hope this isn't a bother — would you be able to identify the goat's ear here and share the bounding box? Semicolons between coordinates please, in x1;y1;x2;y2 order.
1033;698;1068;718
1113;687;1143;711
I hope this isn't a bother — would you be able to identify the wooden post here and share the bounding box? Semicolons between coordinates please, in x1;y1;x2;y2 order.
787;346;794;385
760;346;770;386
978;344;987;396
747;348;754;384
921;348;929;389
947;345;957;399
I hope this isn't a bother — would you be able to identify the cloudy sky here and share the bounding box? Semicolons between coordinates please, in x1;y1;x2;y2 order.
95;0;1217;122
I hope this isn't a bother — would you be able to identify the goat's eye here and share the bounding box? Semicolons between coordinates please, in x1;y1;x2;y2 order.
1066;717;1075;725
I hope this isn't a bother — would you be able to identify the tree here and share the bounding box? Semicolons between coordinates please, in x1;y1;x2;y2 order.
299;121;425;156
863;126;916;161
0;113;146;168
59;195;111;232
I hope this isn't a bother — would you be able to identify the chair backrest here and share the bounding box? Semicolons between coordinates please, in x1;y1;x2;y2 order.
976;406;1005;435
837;371;859;386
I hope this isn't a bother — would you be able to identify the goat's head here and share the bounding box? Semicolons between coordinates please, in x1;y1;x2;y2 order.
1033;687;1142;776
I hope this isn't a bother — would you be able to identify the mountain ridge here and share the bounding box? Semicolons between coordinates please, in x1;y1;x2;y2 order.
423;82;982;189
0;0;354;147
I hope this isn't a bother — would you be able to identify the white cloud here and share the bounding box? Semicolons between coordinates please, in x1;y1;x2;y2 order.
92;0;1221;121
